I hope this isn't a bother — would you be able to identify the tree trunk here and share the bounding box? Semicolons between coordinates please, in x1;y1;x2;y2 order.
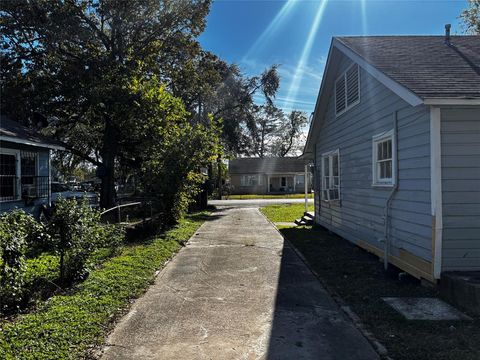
99;121;117;209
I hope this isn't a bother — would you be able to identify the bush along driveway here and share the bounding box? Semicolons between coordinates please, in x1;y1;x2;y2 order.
261;204;480;360
0;211;209;360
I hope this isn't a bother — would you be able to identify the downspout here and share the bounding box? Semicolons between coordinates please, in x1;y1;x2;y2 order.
383;111;399;270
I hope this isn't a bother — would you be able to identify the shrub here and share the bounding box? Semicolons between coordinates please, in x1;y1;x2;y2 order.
0;210;48;312
47;198;123;283
0;211;207;359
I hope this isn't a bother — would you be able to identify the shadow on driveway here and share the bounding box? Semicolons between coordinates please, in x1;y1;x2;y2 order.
265;233;379;360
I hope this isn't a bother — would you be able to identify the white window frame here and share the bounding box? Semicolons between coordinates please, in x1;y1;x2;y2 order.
335;63;361;117
321;149;340;202
372;129;396;187
0;148;21;202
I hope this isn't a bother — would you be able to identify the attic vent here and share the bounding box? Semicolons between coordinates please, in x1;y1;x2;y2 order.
335;76;346;114
335;64;360;116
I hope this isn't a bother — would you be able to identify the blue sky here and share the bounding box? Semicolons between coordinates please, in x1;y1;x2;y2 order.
200;0;467;114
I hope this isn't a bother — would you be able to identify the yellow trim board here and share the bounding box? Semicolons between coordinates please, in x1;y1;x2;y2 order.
357;240;435;283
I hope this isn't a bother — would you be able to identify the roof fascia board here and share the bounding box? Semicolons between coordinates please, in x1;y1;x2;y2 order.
0;135;65;150
333;38;424;107
423;98;480;105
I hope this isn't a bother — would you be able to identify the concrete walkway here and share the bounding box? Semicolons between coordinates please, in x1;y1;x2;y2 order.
101;207;378;360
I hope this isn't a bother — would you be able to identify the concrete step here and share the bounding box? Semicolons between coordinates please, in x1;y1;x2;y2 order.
304;211;315;219
440;271;480;316
295;215;313;226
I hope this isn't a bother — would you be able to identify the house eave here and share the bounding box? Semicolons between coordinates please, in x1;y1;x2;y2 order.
0;135;65;151
423;98;480;106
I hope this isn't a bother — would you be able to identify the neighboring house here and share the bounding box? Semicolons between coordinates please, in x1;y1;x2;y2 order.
0;116;65;217
302;32;480;282
229;157;312;195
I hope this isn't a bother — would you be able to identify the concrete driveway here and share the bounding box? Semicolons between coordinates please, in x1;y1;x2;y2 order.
101;207;378;360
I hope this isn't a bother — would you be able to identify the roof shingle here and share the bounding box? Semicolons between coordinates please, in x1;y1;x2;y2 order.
0;115;65;149
337;36;480;99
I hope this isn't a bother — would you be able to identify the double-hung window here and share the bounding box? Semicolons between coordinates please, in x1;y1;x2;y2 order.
372;130;396;186
241;175;260;187
335;63;360;116
321;149;340;201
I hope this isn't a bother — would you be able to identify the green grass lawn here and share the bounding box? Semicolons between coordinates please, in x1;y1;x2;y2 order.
261;204;480;360
0;211;209;360
260;202;313;223
223;193;314;200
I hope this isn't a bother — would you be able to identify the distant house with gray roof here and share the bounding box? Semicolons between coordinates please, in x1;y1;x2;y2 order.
302;31;480;282
228;157;312;195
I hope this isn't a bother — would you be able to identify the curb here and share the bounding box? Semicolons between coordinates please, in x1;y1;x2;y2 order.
258;209;392;360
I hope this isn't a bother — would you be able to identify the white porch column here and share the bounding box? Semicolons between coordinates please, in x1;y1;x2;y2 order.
48;149;52;206
293;175;296;192
304;164;308;213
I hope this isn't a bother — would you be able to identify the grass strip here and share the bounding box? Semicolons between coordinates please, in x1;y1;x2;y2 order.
260;203;313;223
0;211;208;360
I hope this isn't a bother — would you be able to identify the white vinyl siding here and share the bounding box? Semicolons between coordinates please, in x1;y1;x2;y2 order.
335;63;360;116
372;130;395;186
321;149;340;201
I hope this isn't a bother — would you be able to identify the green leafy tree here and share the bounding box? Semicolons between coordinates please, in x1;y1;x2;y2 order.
246;105;307;158
248;104;283;158
270;110;308;157
128;76;222;222
460;0;480;34
1;0;211;208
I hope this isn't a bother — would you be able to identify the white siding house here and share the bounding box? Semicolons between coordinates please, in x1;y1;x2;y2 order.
0;116;64;217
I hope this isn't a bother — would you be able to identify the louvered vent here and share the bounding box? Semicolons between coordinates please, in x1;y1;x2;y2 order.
335;76;346;114
346;64;359;106
335;64;360;116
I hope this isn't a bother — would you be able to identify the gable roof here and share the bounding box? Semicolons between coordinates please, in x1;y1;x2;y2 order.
0;115;65;150
337;36;480;100
302;35;480;159
229;157;306;174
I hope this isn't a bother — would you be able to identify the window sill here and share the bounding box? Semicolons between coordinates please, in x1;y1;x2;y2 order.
372;182;395;188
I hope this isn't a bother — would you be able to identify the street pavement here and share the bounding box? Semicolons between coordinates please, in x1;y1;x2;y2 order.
209;198;313;207
101;206;378;360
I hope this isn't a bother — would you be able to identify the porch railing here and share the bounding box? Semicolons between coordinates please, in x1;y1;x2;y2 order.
21;176;49;199
0;176;49;202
